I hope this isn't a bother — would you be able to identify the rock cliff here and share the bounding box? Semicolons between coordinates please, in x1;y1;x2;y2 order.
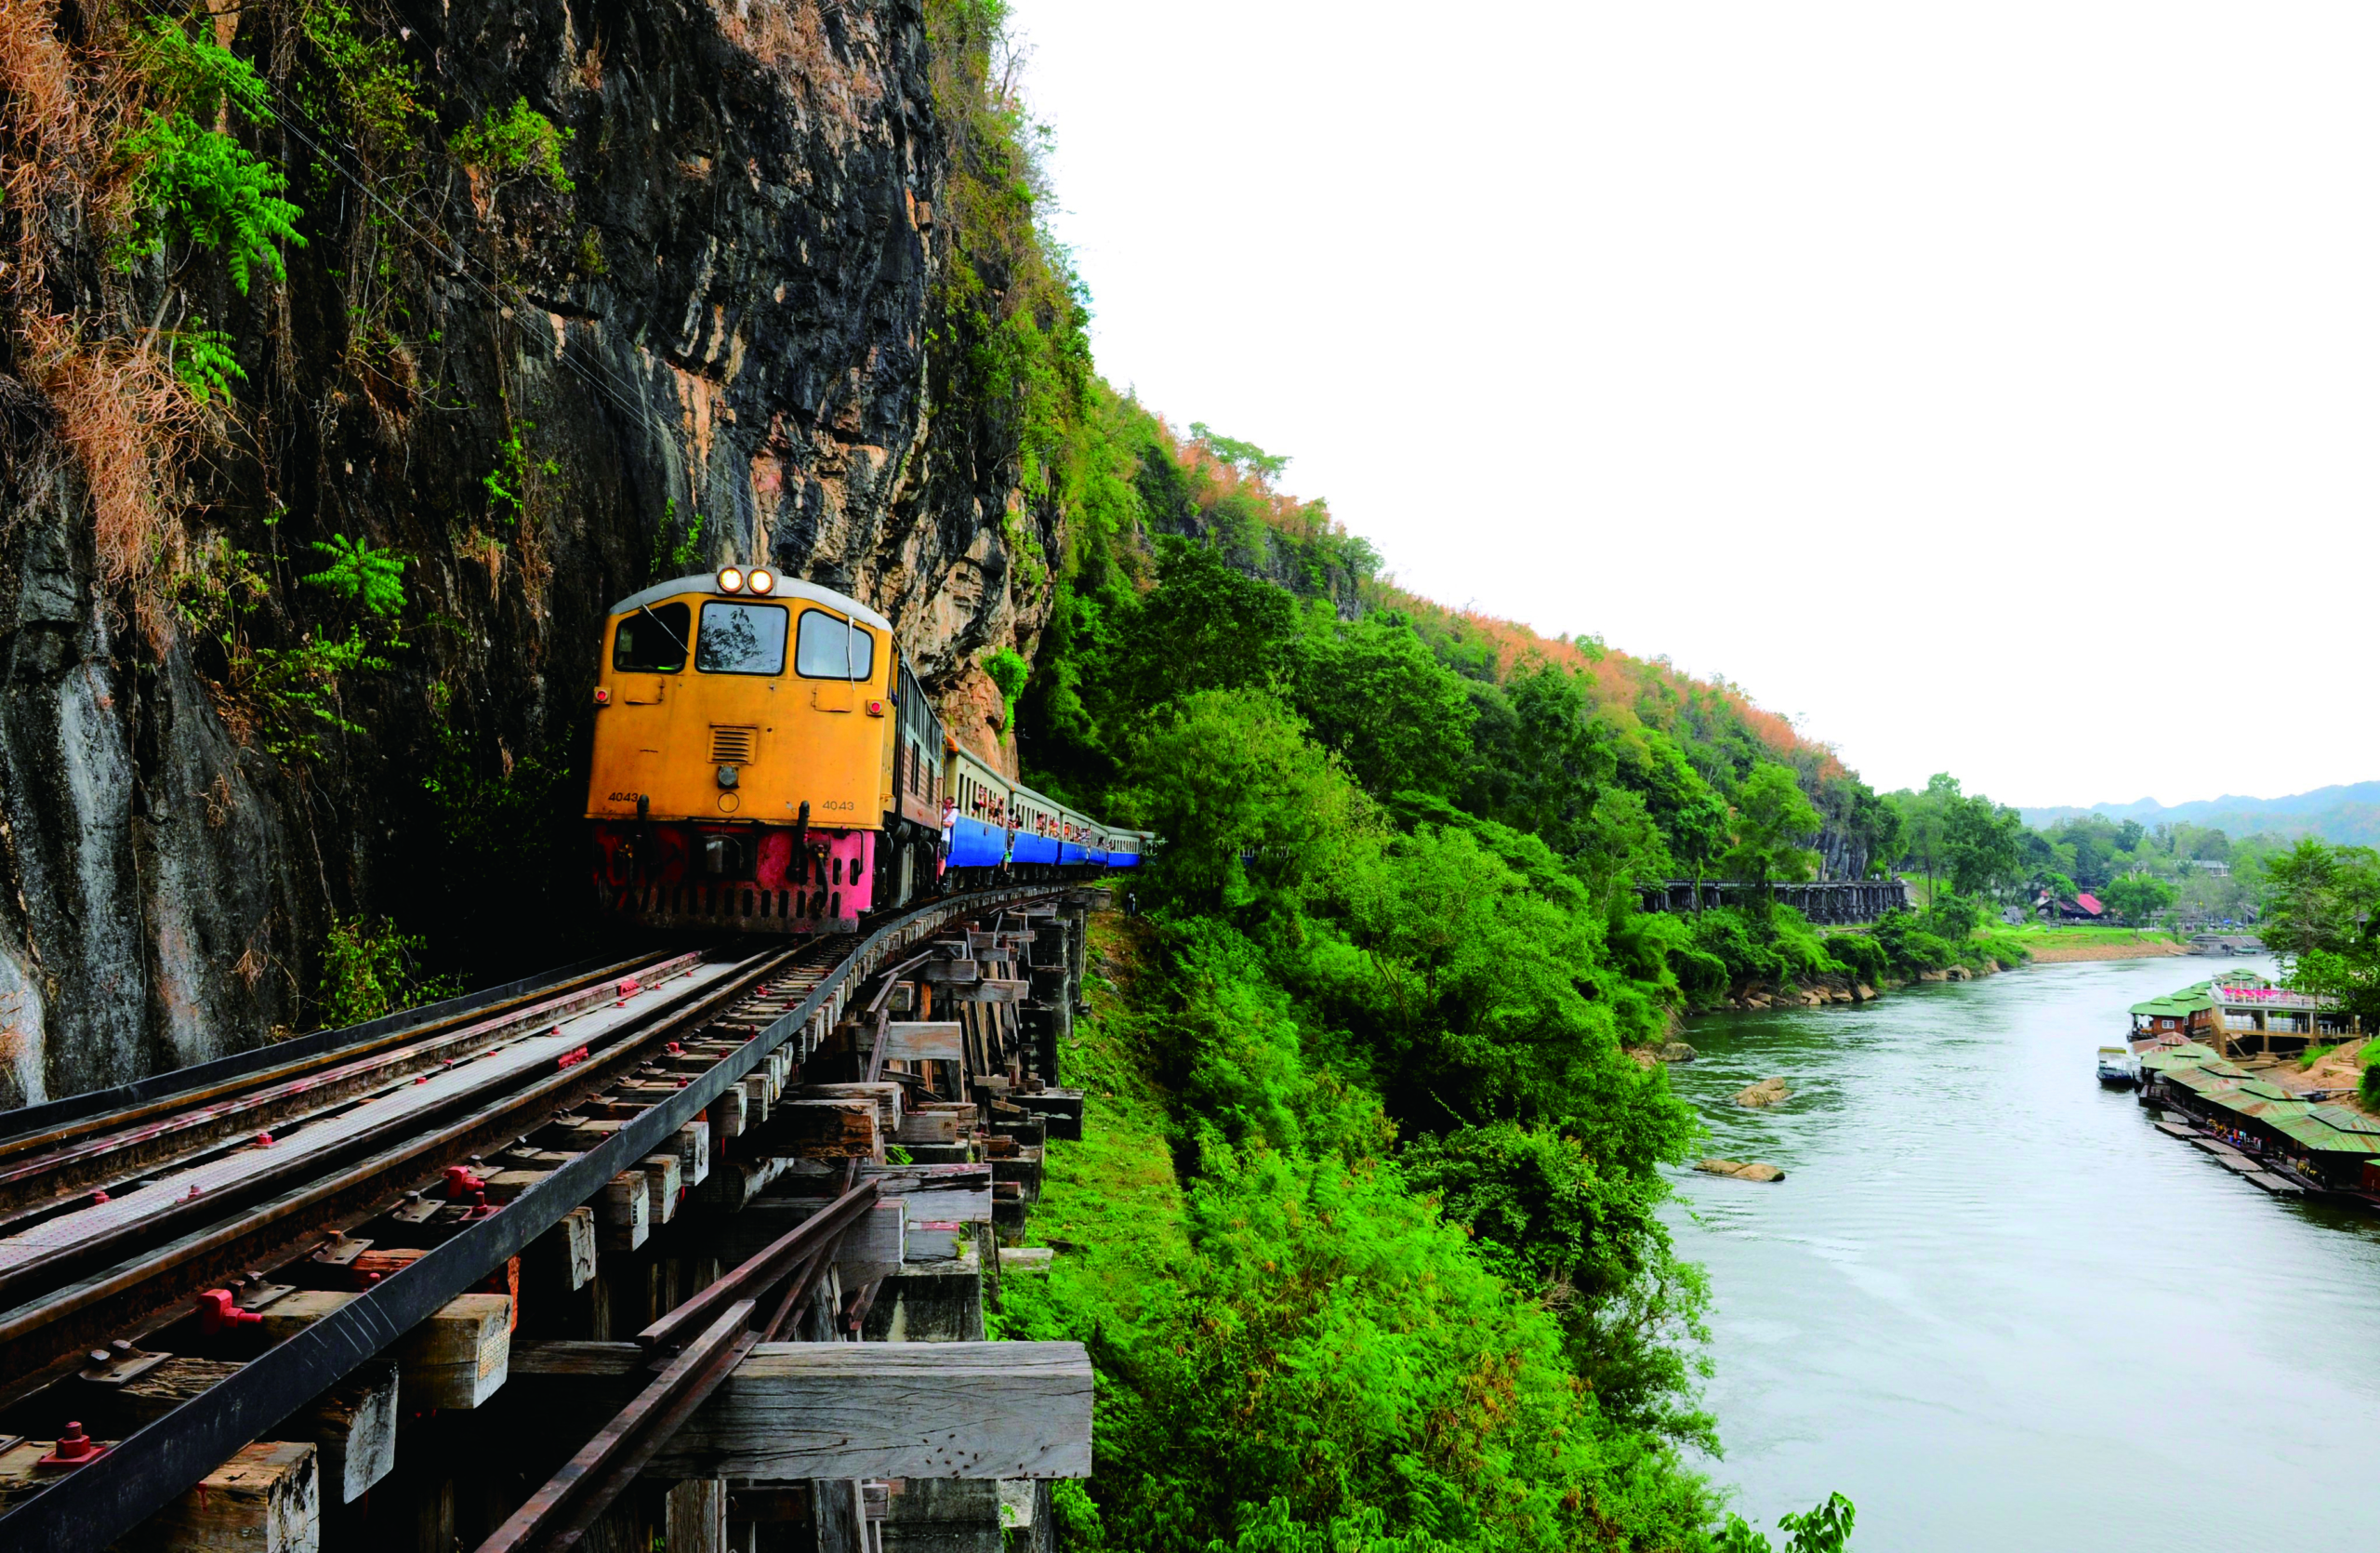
0;0;1055;1102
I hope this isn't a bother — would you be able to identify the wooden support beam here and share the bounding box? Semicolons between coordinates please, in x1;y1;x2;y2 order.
510;1342;1093;1480
889;1186;992;1224
126;1441;320;1553
796;1082;904;1134
776;1099;879;1159
602;1171;653;1250
920;961;980;984
893;1111;959;1146
557;1206;599;1291
667;1479;728;1553
678;1121;712;1186
713;1084;749;1140
642;1153;685;1226
693;1154;788;1212
958;980;1030;1004
812;1479;865;1553
396;1293;514;1410
308;1360;400;1505
877;1021;964;1061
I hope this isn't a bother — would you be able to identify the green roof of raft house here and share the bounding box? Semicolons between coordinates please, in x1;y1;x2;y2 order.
2138;1042;2380;1191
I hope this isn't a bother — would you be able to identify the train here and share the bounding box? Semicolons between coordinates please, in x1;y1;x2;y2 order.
586;566;1151;933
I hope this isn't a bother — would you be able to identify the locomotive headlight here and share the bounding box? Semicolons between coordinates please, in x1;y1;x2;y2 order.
717;764;740;789
747;568;775;595
717;567;746;593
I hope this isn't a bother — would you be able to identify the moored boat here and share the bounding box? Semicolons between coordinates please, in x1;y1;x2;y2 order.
2097;1046;2140;1087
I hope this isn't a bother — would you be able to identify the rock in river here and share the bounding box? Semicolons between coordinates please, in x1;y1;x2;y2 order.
1696;1158;1786;1182
1734;1076;1792;1108
1660;1042;1698;1063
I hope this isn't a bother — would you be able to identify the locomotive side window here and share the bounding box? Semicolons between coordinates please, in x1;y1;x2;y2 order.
796;609;877;680
613;603;692;672
694;602;788;675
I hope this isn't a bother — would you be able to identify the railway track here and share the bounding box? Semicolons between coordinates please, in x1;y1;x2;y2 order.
0;883;1074;1552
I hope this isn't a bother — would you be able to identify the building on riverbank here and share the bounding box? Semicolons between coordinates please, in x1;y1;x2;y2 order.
2138;1042;2380;1195
2128;976;2362;1061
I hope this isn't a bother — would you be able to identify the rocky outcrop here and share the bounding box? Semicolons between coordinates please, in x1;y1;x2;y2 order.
1733;1077;1792;1108
0;0;1052;1102
1696;1158;1784;1182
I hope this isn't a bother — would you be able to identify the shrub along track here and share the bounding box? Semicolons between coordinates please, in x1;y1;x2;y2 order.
0;882;1068;1552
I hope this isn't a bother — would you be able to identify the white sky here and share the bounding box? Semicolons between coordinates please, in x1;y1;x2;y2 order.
1001;0;2380;808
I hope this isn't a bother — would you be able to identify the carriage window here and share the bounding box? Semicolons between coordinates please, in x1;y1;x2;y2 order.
694;602;788;675
614;603;692;672
796;609;877;680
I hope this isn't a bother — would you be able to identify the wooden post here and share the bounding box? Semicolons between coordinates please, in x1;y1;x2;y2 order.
667;1479;729;1553
308;1361;401;1505
811;1479;866;1553
126;1442;321;1553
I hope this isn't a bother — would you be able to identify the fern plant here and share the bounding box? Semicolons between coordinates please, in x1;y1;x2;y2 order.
166;316;245;404
118;20;305;293
301;535;407;619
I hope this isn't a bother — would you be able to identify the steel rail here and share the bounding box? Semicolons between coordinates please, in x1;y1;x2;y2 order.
481;1179;884;1553
0;948;800;1408
0;951;710;1226
0;950;674;1157
479;1301;762;1553
0;883;1065;1553
0;951;779;1333
639;1178;882;1352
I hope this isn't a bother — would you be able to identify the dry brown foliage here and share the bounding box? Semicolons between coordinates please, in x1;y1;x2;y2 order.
17;312;201;639
4;0;208;644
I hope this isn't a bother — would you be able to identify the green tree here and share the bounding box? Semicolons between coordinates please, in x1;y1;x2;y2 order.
1724;763;1821;900
1120;538;1298;714
1943;791;2024;897
2100;873;2176;926
1125;689;1374;923
2261;840;2380;1024
1460;663;1616;857
1285;610;1476;802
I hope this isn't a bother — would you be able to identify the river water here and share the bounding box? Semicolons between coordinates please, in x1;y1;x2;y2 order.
1665;954;2380;1552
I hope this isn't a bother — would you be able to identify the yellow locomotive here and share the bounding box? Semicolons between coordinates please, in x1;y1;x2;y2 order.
587;568;946;931
586;568;1147;934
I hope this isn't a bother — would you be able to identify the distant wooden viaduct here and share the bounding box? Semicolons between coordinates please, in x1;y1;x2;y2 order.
1636;879;1913;923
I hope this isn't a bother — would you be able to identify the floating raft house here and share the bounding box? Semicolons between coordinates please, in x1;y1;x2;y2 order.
2140;1042;2380;1190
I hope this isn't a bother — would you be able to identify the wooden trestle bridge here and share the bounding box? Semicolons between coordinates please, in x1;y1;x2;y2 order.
1635;878;1914;923
0;883;1102;1552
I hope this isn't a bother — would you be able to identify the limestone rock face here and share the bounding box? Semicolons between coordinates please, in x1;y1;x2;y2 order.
0;0;1055;1101
1733;1077;1792;1108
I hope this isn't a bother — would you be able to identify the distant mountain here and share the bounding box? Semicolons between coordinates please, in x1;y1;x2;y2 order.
2020;783;2380;846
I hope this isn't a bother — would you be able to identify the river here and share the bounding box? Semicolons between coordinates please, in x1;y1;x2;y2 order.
1665;954;2380;1552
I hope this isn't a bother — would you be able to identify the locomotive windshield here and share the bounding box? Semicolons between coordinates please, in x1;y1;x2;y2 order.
613;603;690;672
795;608;876;680
694;602;788;674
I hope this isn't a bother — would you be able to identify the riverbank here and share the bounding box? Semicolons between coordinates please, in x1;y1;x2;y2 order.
2003;926;2190;962
2018;936;2190;962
